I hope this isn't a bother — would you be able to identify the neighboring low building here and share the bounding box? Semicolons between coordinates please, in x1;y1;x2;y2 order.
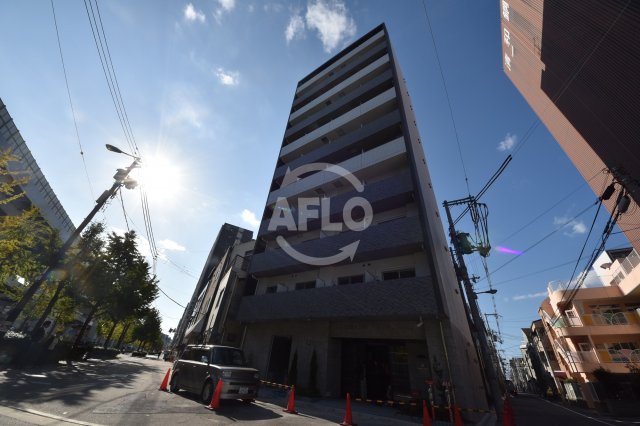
538;248;640;407
520;321;559;396
181;240;254;347
172;223;253;349
509;356;534;393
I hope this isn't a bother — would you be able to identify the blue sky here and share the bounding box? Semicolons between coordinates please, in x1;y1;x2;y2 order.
0;0;629;359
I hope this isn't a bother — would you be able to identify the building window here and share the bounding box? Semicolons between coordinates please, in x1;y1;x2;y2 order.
382;269;416;281
265;286;277;294
295;281;316;290
337;274;364;285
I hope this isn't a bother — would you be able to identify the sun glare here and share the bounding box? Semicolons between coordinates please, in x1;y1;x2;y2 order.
136;153;183;203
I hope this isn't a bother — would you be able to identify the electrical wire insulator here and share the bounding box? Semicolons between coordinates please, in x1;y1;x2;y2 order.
600;183;616;201
618;195;631;213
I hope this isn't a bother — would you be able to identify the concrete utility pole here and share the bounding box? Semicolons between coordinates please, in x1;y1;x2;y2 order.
2;154;139;327
443;198;504;417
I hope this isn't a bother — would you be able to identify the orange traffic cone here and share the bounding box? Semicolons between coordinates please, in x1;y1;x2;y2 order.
453;404;463;426
422;400;432;426
159;368;171;391
206;379;223;411
283;385;298;414
502;396;516;426
340;393;355;426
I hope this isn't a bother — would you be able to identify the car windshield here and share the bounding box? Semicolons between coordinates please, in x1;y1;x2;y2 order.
211;348;247;366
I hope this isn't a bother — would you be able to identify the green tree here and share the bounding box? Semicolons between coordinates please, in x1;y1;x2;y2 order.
101;230;158;348
1;149;62;311
130;308;162;351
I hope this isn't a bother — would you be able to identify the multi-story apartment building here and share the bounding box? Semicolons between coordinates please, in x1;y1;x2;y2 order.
236;24;487;411
539;248;640;407
172;223;252;349
0;98;74;241
179;239;254;347
509;356;535;393
520;321;559;396
499;1;640;252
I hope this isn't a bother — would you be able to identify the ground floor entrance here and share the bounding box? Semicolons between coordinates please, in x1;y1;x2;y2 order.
341;338;418;401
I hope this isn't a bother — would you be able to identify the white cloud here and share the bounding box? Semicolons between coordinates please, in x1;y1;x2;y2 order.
215;68;240;86
214;0;235;23
241;209;261;228
158;239;186;252
217;0;235;11
285;13;306;44
553;216;587;237
165;93;207;128
184;3;205;23
512;291;547;301
497;132;517;151
304;0;356;52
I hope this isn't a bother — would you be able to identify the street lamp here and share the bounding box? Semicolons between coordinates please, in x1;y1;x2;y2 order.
2;145;140;328
474;288;498;298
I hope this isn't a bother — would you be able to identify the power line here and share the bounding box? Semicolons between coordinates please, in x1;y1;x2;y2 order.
478;200;598;280
157;286;186;309
475;257;578;291
83;0;157;261
421;0;471;196
118;187;129;231
51;0;94;199
83;0;134;155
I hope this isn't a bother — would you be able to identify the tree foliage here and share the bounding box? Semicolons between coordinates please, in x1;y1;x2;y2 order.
0;149;61;296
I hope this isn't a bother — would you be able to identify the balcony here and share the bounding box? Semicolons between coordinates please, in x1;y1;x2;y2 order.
285;69;394;143
236;276;440;322
249;215;423;277
290;55;391;125
554;311;640;337
295;28;385;96
609;249;640;296
293;39;388;111
270;137;406;206
555;347;640;373
260;171;414;240
281;87;398;162
274;110;402;184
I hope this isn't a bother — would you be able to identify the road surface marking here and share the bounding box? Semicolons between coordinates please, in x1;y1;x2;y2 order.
0;403;103;426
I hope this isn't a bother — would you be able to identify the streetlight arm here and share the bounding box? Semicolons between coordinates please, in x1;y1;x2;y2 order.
3;157;139;325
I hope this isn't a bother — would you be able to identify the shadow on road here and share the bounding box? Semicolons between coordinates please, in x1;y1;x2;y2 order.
0;356;160;408
170;388;284;421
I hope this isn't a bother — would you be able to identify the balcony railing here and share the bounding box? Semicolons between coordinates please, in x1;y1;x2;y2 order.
609;249;640;286
555;312;640;329
598;349;640;363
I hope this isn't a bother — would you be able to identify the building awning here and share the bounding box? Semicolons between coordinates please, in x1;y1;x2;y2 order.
553;370;567;379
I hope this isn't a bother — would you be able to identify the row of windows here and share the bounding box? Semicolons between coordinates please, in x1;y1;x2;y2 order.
263;268;416;293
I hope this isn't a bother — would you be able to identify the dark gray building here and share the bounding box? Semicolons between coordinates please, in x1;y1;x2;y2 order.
172;223;252;349
237;24;487;411
0;98;75;241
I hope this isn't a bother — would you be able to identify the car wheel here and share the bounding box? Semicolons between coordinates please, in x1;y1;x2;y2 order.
201;380;214;405
169;373;180;393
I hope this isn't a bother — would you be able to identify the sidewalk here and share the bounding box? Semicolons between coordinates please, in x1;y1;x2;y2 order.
259;387;492;425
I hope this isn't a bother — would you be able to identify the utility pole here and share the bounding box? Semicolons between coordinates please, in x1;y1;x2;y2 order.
2;155;139;327
443;197;504;417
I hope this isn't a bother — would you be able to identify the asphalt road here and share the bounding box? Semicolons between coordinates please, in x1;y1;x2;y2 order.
0;356;420;425
510;393;640;426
